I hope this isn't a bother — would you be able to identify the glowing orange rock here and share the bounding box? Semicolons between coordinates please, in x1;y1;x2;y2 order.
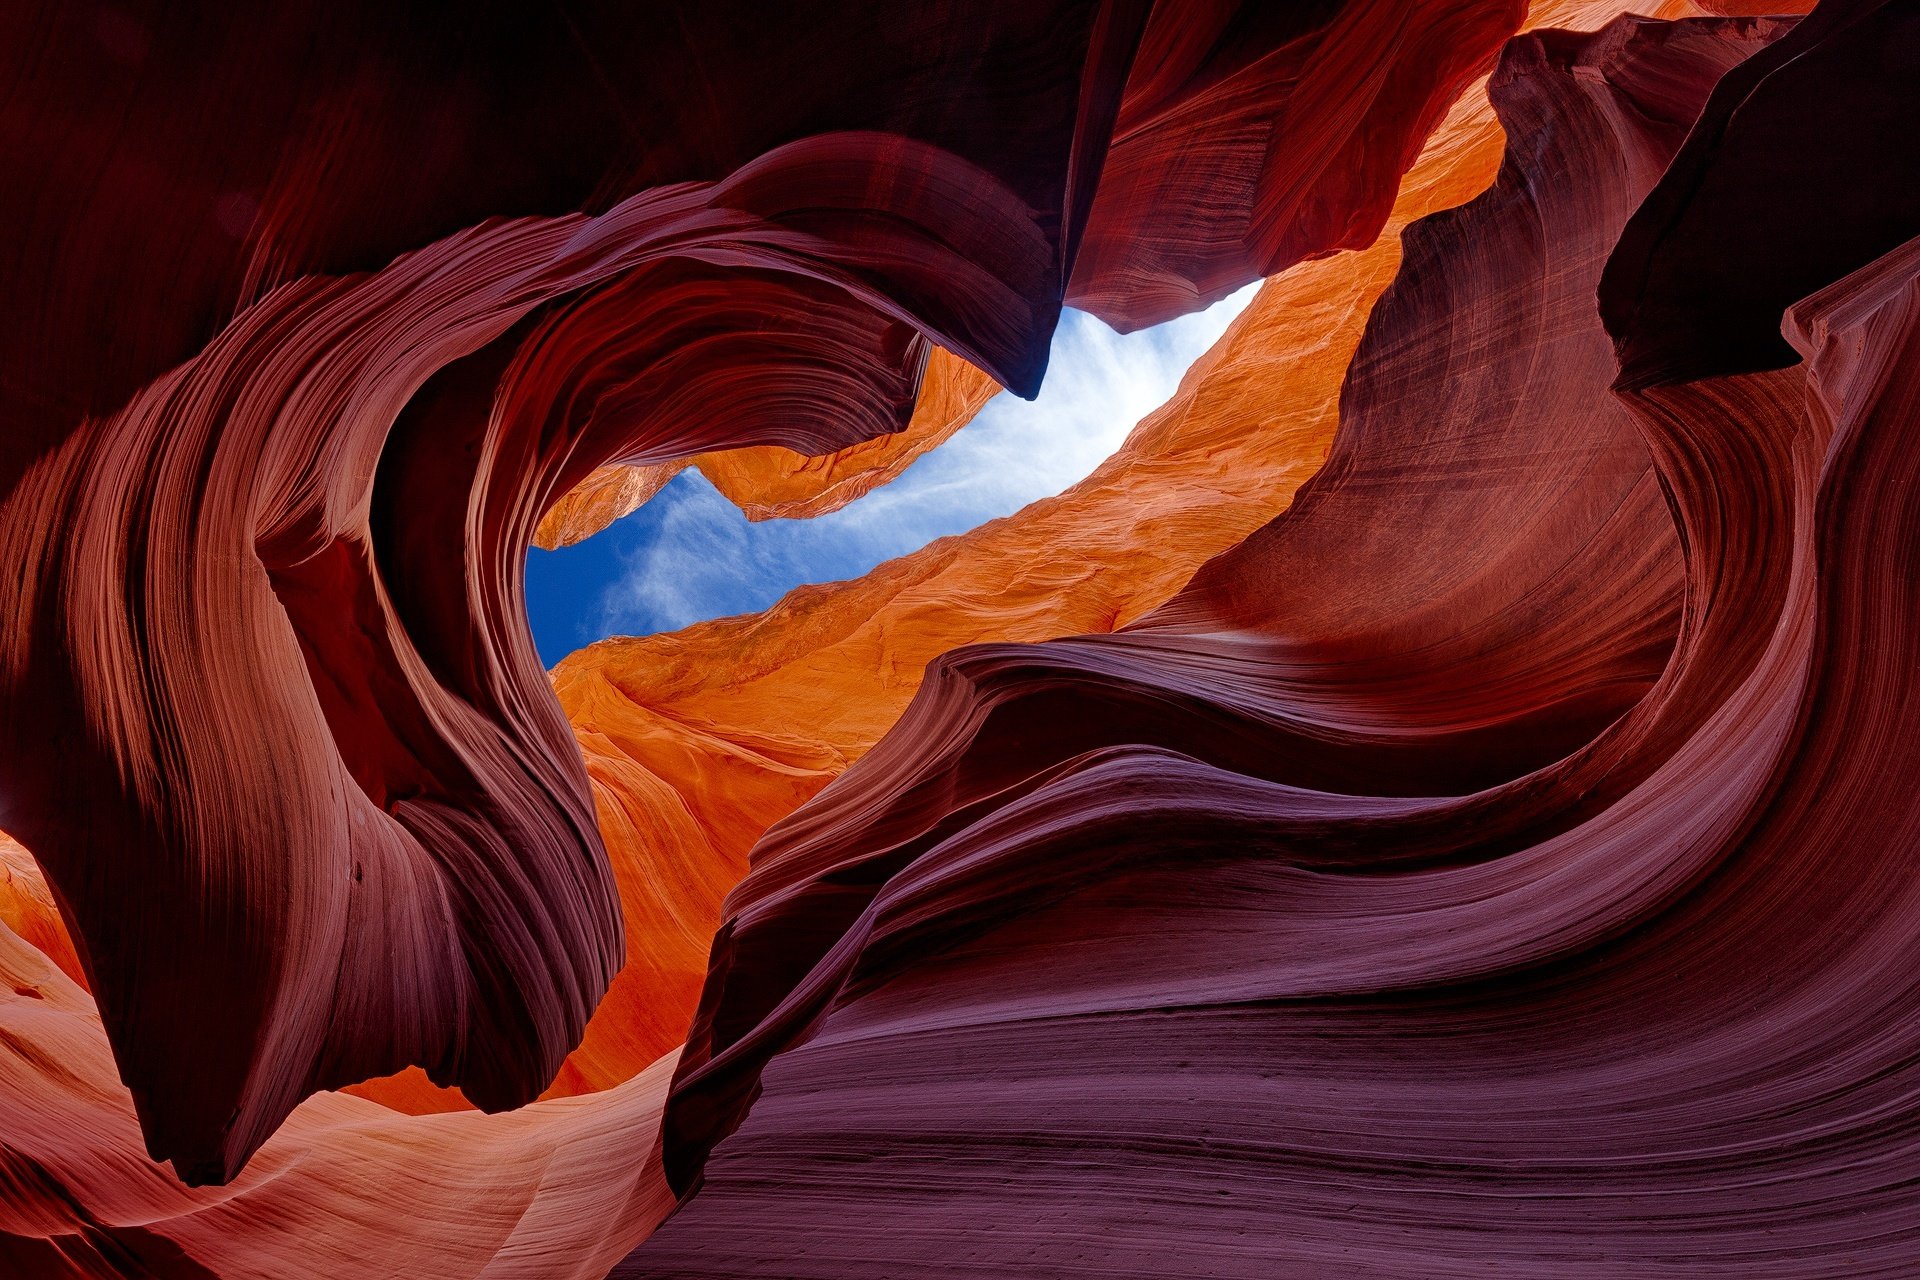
534;350;998;548
700;349;1002;522
491;0;1730;1115
0;832;83;987
533;8;1555;1095
535;462;690;551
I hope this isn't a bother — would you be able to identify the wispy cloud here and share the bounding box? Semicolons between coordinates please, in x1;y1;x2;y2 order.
525;285;1259;661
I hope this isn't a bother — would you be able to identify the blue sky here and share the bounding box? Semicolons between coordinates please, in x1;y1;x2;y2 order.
524;285;1258;666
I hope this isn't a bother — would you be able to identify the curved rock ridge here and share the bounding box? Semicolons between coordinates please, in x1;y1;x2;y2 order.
699;350;1005;523
1601;0;1920;388
0;914;678;1278
0;128;1066;1190
537;0;1538;548
530;0;1611;1104
534;349;1001;550
0;56;1511;1260
632;15;1920;1276
1067;0;1528;327
0;0;1132;1186
0;0;1526;1185
1;829;483;1122
534;463;689;555
533;0;1544;547
539;262;1343;1107
364;0;1720;1143
7;3;1893;1275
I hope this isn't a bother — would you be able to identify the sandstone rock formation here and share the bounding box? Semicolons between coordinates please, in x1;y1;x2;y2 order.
533;0;1553;1107
0;832;83;987
524;0;1727;1123
0;913;677;1278
535;349;1001;550
10;1;1920;1277
0;0;1524;1190
636;13;1920;1276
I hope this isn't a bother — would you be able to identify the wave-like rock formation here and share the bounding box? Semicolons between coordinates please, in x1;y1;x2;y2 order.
0;0;1528;1194
541;270;1331;1106
624;11;1920;1275
357;35;1540;1111
0;912;678;1278
0;152;1417;1266
0;0;1556;1190
529;0;1590;1114
10;0;1920;1276
535;348;1001;549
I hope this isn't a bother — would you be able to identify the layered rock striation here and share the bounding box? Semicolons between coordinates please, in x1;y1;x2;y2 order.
0;0;1524;1190
627;11;1920;1275
10;1;1920;1277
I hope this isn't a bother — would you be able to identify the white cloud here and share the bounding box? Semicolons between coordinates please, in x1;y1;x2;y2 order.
563;283;1261;644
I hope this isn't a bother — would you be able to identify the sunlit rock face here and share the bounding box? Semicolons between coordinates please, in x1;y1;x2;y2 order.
0;833;83;986
0;0;1524;1206
6;0;1920;1277
632;7;1920;1276
541;268;1345;1103
531;0;1553;1112
530;0;1733;1151
535;349;1003;550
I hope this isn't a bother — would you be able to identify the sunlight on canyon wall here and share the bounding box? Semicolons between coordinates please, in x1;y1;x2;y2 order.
4;0;1911;1276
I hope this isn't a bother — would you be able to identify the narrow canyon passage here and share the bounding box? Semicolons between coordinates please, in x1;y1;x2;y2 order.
0;4;1497;1249
524;290;1259;660
11;0;1920;1277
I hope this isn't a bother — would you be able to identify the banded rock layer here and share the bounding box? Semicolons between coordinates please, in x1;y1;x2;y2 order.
627;9;1920;1275
0;0;1523;1191
0;914;679;1279
534;0;1644;1112
7;1;1920;1277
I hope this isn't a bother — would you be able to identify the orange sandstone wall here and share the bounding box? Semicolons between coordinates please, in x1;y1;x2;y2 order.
534;349;1000;548
0;0;1699;1126
536;31;1543;1097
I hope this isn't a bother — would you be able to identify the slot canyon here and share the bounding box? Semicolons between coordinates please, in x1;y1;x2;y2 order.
6;0;1920;1275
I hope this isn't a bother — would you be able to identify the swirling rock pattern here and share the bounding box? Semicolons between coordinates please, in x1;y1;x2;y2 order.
626;12;1920;1276
535;348;1001;550
0;99;1431;1266
539;263;1347;1109
0;913;677;1278
10;0;1920;1276
0;2;1148;1184
525;0;1583;1120
0;0;1526;1194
